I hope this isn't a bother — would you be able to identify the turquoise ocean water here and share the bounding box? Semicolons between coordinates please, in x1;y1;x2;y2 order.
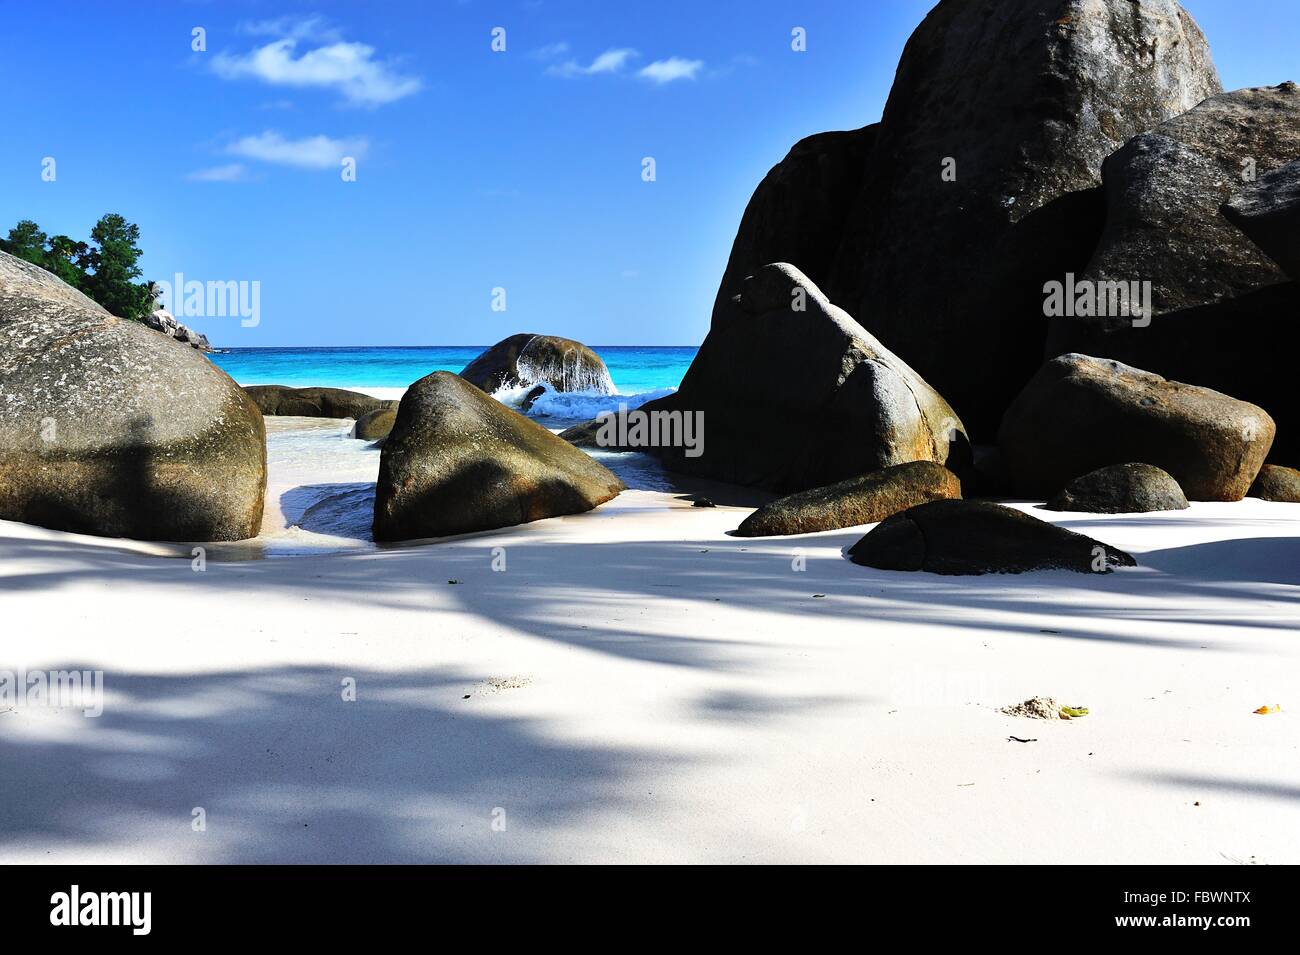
211;345;695;398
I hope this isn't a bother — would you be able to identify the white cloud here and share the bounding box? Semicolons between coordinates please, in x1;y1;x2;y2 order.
238;15;341;43
226;131;368;170
530;42;570;60
547;48;638;78
638;57;704;84
212;37;420;107
186;163;250;183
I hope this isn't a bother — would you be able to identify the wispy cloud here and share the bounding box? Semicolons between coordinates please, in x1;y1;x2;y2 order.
186;163;250;183
212;19;420;107
529;41;570;61
238;15;341;43
225;131;368;170
639;57;704;84
546;48;638;78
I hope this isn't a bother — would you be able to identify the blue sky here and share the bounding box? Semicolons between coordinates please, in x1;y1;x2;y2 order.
1;1;1295;347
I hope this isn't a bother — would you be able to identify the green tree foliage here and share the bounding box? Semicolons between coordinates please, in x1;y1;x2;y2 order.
0;214;155;320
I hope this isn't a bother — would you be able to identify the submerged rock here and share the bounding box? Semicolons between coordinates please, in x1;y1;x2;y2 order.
1248;464;1300;503
244;385;395;420
735;461;961;537
459;333;613;395
646;264;970;494
0;250;266;541
1044;463;1189;514
373;372;625;541
999;354;1274;502
1223;157;1300;283
847;500;1136;575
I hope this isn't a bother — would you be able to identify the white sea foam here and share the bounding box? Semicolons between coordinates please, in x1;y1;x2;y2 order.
495;384;676;422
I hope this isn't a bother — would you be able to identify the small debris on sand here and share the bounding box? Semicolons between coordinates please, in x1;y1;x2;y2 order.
1001;696;1061;720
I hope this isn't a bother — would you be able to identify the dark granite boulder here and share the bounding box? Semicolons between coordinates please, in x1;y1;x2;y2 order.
999;354;1273;502
645;264;970;494
823;0;1221;435
1248;464;1300;503
1223;157;1300;282
1044;463;1189;513
352;407;396;441
847;500;1136;575
459;334;613;395
244;385;394;420
373;372;625;541
734;461;961;537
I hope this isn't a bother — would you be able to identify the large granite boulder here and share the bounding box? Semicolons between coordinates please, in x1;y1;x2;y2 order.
1223;157;1300;282
1063;83;1300;321
373;371;625;541
1248;464;1300;503
1044;84;1300;460
734;461;961;537
817;0;1221;436
460;334;614;395
0;250;266;541
999;354;1274;501
1044;463;1189;514
712;126;878;324
847;500;1136;575
244;385;394;419
646;264;969;494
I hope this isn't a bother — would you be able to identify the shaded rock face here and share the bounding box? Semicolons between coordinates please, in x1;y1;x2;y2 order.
352;407;396;441
1223;157;1300;282
712;125;878;325
734;460;961;537
1044;462;1189;513
650;264;970;494
1248;464;1300;503
243;385;395;420
1060;83;1300;324
812;0;1221;436
1044;86;1300;463
145;309;211;351
373;372;625;542
998;354;1274;502
460;334;614;395
0;250;266;541
1040;282;1300;464
846;500;1136;575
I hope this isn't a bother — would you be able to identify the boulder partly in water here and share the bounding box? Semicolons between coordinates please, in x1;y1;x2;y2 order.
373;371;625;541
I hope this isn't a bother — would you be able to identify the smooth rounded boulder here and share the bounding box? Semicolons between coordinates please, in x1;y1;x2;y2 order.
243;385;394;419
0;250;266;541
846;500;1136;576
1044;463;1189;514
373;371;625;541
460;333;614;395
352;406;396;441
1248;464;1300;503
735;461;961;537
999;354;1274;502
645;264;970;494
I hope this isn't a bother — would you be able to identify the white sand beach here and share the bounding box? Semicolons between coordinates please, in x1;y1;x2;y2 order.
1;415;1298;864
